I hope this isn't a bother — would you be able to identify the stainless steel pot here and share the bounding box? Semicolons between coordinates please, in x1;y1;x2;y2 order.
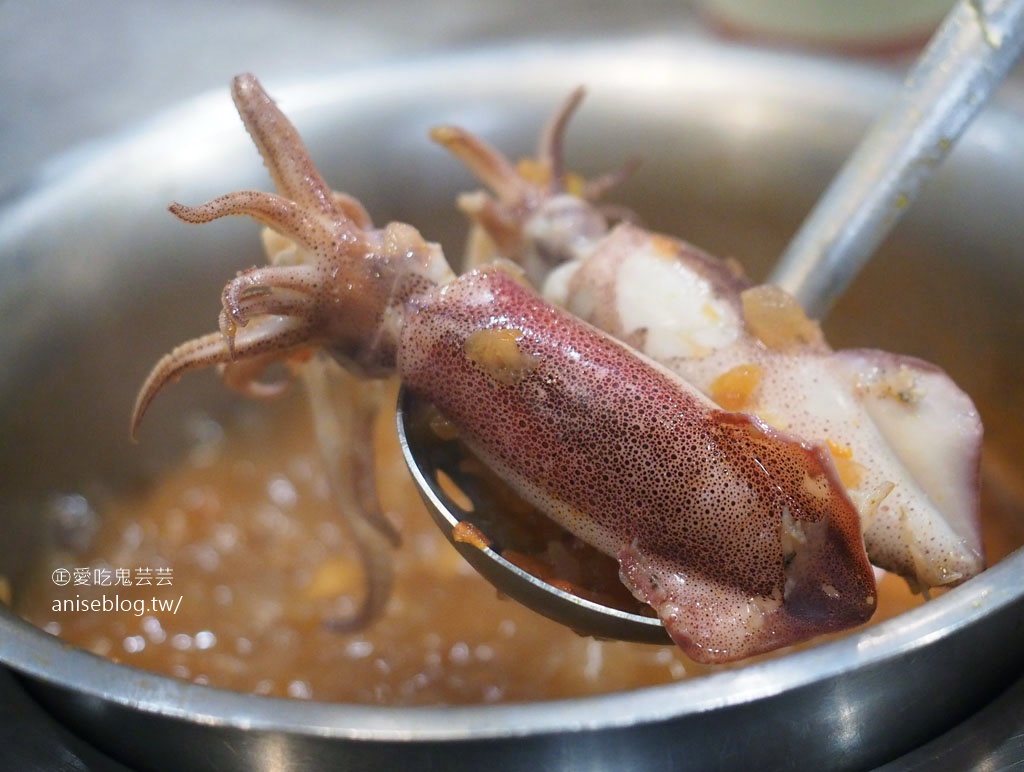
1;41;1022;771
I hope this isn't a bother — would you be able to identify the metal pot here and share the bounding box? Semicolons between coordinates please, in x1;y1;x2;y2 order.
1;41;1022;771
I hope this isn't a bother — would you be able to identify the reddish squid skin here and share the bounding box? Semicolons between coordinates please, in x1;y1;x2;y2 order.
398;267;877;662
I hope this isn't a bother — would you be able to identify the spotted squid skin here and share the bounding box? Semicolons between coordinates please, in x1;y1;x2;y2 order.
398;267;876;662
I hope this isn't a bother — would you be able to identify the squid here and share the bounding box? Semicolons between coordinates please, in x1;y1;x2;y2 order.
133;74;884;664
431;89;985;593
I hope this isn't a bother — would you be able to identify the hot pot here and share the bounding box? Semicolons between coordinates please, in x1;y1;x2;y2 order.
1;41;1022;770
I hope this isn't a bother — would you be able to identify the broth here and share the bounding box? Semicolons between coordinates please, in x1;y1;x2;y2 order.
13;383;1021;705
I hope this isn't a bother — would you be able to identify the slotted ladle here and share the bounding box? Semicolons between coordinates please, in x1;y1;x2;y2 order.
398;0;1024;644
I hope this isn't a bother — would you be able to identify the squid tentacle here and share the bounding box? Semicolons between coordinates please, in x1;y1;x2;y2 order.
539;86;585;193
170;194;341;259
301;357;397;632
131;332;232;438
429;126;527;203
231;73;336;216
221;265;319;329
132;312;314;437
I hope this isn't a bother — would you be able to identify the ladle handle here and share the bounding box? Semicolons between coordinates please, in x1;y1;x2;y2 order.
769;0;1024;318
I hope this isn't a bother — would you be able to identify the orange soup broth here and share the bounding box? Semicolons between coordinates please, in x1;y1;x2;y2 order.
15;384;1021;705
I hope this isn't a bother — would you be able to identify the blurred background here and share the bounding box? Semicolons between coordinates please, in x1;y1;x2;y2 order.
0;0;961;196
0;1;692;193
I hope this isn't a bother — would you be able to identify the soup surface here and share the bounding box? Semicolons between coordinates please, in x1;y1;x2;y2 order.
14;383;1021;705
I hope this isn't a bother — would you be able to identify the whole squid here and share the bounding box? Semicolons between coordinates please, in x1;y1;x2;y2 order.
133;75;880;664
431;89;984;593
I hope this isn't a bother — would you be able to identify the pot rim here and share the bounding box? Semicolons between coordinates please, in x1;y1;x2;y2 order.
1;553;1020;739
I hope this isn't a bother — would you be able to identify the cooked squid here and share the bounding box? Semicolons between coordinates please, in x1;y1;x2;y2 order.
134;75;888;663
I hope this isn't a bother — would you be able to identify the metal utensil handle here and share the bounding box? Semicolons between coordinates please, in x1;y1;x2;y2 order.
770;0;1024;318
